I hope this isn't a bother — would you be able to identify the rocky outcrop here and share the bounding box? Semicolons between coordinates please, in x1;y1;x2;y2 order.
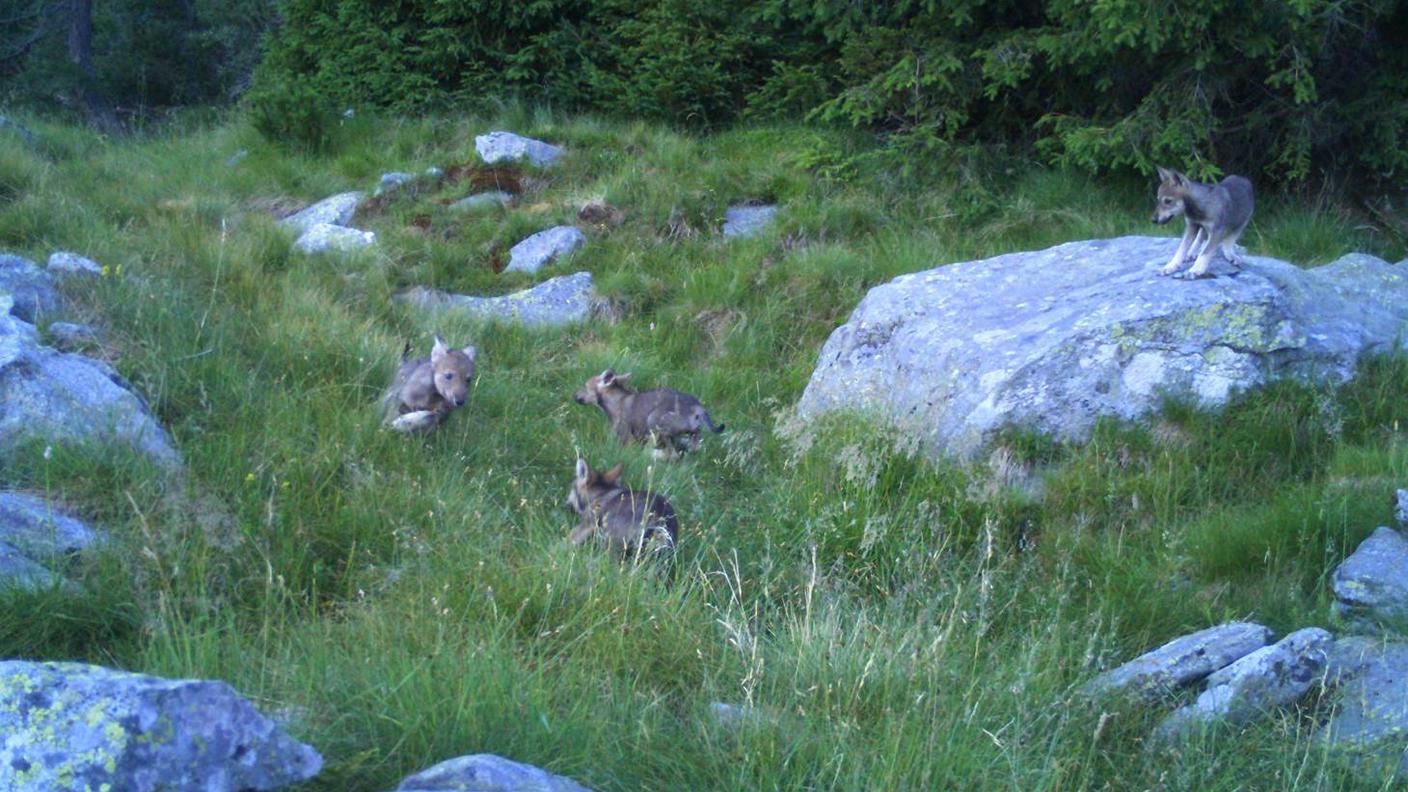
395;272;596;328
45;321;101;350
0;254;58;323
376;171;415;196
798;238;1408;461
475;131;563;167
507;226;585;275
293;223;377;255
722;205;777;238
391;754;589;792
0;661;322;790
0;293;180;470
278;192;363;235
1086;622;1273;699
1156;628;1331;740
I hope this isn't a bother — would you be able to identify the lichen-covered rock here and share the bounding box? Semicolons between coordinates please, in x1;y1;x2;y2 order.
293;223;377;255
1321;637;1408;776
798;237;1408;461
722;205;777;238
278;191;363;234
475;131;563;167
46;251;102;277
0;294;180;470
506;226;585;274
1333;527;1408;633
1086;621;1272;699
450;191;512;212
391;754;589;792
395;272;596;329
0;254;59;323
0;661;322;790
1156;627;1331;740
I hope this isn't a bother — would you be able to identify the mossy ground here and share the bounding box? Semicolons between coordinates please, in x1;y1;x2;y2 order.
1;107;1406;790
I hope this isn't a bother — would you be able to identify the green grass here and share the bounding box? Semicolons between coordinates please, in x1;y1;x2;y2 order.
1;107;1406;790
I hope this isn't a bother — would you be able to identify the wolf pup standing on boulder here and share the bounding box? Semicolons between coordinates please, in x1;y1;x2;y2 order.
566;458;678;561
381;337;477;433
573;369;724;458
1153;165;1254;280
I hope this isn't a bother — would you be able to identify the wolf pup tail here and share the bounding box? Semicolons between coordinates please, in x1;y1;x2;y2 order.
700;410;725;434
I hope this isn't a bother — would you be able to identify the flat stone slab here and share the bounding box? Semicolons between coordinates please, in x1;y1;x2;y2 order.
0;491;104;558
798;237;1408;461
293;223;376;255
395;271;595;328
0;254;59;323
47;251;101;277
723;205;777;238
450;191;512;211
1156;627;1331;740
392;753;590;792
1086;621;1272;699
0;661;322;790
278;191;363;234
1334;526;1408;632
1322;637;1408;775
475;131;563;167
506;226;585;274
1;294;180;470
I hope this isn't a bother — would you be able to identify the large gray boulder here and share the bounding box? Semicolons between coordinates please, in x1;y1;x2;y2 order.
1321;637;1408;775
278;191;363;234
1086;621;1272;699
0;294;180;470
1156;627;1331;740
475;131;563;167
391;754;589;792
0;661;322;790
1333;526;1408;632
0;542;63;591
395;272;596;329
293;222;377;255
506;226;585;275
722;205;777;238
0;253;59;323
797;238;1408;460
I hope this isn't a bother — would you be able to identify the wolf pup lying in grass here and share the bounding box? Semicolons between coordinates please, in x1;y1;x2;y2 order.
1153;165;1254;280
573;369;724;458
566;458;678;562
381;337;477;433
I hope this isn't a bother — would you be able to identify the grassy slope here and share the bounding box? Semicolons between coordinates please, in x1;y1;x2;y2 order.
1;108;1406;790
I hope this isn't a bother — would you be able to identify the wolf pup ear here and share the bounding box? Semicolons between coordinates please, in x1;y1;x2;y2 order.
461;345;477;363
1156;165;1174;183
615;371;632;383
431;336;448;363
603;463;624;483
600;368;615;385
575;458;590;481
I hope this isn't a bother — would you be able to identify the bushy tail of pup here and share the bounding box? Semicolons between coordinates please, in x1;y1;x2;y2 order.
700;409;725;434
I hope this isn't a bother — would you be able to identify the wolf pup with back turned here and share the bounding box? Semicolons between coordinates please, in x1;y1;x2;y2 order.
573;369;724;458
381;336;477;433
566;458;679;561
1152;165;1254;279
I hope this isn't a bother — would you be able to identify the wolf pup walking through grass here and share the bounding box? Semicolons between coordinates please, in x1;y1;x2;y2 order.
1153;165;1255;279
573;369;724;458
381;337;477;433
566;458;679;562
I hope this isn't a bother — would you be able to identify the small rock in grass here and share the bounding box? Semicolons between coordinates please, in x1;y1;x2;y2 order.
506;226;585;275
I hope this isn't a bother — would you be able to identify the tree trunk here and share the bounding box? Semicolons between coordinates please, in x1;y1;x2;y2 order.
66;0;120;133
